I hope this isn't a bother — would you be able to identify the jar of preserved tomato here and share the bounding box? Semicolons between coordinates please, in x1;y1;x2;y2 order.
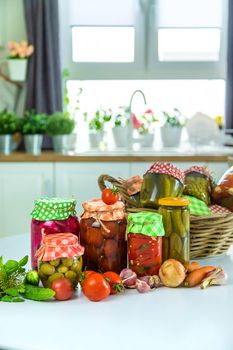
80;199;127;273
158;197;190;267
36;232;84;288
127;212;165;276
31;198;80;269
140;162;184;209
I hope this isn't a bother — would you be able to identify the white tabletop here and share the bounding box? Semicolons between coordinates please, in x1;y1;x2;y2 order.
0;234;233;350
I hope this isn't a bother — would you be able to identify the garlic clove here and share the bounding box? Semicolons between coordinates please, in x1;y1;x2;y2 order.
136;279;151;293
201;267;227;289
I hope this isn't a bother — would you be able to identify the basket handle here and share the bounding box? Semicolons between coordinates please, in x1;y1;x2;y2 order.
98;174;122;191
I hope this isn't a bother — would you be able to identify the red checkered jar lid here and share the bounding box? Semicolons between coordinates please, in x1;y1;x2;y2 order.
184;165;212;182
145;162;184;184
36;232;84;262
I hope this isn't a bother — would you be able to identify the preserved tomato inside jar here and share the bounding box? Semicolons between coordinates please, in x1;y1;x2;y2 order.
128;233;162;276
127;212;165;276
31;198;80;269
80;199;127;274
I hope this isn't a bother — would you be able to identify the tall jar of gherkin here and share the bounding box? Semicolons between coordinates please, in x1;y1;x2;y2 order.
158;197;190;267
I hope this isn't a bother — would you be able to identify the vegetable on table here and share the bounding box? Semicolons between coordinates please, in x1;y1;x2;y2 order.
102;187;119;205
103;271;124;295
23;284;55;301
51;278;74;301
187;261;201;273
25;270;39;286
184;266;216;288
82;272;111;301
136;279;151;293
200;267;227;289
159;259;186;288
120;268;137;289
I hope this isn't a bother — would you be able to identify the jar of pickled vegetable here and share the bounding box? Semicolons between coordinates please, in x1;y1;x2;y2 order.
158;197;190;267
140;162;184;209
80;199;127;273
184;166;212;205
127;212;165;276
31;198;80;269
36;232;84;288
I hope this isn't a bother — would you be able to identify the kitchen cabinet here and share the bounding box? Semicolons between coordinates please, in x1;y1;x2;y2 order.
0;163;53;236
55;162;130;215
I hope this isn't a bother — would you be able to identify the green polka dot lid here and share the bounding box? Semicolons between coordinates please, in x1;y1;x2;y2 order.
31;197;77;221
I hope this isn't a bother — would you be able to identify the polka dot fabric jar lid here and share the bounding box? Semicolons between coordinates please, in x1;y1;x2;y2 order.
31;197;77;221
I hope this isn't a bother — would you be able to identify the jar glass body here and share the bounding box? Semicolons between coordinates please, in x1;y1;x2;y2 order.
38;256;82;288
140;173;183;209
159;205;190;266
80;218;127;273
31;216;80;269
128;233;162;276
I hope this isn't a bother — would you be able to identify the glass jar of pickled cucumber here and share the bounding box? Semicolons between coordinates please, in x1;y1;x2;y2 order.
127;212;164;276
140;162;184;209
158;197;190;267
184;166;212;205
80;199;127;274
31;198;80;269
36;232;84;288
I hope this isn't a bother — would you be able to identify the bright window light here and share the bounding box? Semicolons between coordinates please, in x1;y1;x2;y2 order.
158;28;221;61
72;26;135;62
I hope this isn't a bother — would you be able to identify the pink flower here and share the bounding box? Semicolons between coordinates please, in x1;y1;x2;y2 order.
132;113;142;129
145;108;153;114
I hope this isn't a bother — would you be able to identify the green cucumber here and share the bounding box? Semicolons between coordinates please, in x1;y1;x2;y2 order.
23;284;55;301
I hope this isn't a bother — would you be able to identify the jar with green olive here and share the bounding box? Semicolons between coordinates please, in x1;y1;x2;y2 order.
36;232;84;288
158;197;190;267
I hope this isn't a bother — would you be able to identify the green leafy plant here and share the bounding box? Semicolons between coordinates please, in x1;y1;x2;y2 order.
88;108;112;132
46;112;75;136
162;108;184;128
0;110;19;134
114;106;130;127
20;110;48;135
62;68;82;117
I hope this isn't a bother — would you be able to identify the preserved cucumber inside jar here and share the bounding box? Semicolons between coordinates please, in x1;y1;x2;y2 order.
162;237;170;261
169;232;183;259
159;207;172;237
171;208;187;237
140;173;183;209
184;172;211;205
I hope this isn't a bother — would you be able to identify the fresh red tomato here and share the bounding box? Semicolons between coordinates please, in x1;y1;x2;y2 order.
79;270;95;286
103;271;124;295
82;272;111;301
51;278;74;301
102;187;119;205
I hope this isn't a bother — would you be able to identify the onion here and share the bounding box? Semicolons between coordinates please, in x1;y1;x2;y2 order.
159;259;186;288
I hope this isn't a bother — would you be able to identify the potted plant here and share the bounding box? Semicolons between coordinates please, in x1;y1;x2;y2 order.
133;109;158;147
160;108;184;147
0;110;19;155
20;111;48;155
46;112;75;153
7;41;34;82
87;108;111;148
112;106;130;148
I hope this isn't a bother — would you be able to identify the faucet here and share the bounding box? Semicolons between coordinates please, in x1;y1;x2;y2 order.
128;89;147;150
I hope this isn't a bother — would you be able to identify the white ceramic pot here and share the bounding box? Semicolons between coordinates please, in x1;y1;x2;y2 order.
160;125;182;147
0;135;12;155
89;131;104;148
112;126;129;148
140;132;154;147
24;135;43;155
52;135;72;154
8;59;28;82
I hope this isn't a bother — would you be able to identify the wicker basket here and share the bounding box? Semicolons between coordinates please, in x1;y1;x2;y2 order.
98;174;233;259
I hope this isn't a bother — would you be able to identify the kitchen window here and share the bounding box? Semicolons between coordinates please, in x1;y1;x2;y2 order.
59;0;228;79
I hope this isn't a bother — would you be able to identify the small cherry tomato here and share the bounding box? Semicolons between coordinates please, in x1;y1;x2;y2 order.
82;272;111;301
102;187;119;205
51;277;74;301
103;271;124;295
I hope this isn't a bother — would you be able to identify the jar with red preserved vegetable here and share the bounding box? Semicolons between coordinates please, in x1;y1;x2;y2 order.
31;198;80;269
127;212;165;276
80;199;127;274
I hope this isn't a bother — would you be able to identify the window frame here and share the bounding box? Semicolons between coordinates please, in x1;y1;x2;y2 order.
59;0;228;80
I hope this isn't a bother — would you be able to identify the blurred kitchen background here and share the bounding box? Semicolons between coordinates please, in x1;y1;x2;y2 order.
0;0;231;152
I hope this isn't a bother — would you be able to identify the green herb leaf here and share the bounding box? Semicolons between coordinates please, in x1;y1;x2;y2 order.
18;256;28;267
5;288;19;297
4;260;19;275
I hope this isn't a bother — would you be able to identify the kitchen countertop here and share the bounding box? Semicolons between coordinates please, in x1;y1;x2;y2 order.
0;145;233;162
0;234;233;350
